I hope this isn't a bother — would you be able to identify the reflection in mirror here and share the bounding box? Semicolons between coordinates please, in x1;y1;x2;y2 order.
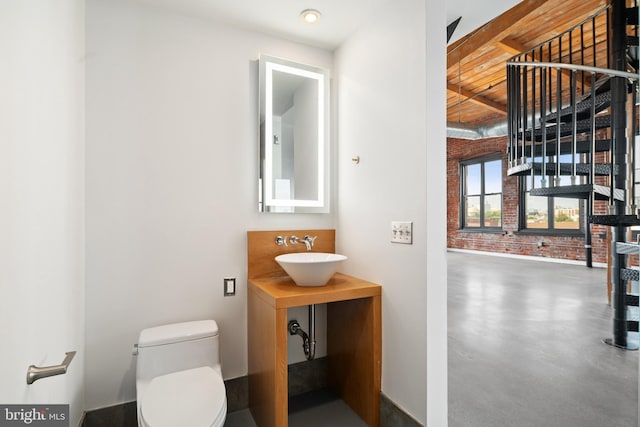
259;55;329;213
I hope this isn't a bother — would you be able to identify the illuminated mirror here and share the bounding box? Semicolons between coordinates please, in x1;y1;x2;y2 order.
259;55;330;213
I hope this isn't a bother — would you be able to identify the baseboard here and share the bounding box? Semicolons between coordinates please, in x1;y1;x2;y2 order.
82;401;137;427
380;393;423;427
448;248;607;268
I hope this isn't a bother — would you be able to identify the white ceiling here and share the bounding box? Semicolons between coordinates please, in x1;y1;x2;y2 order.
446;0;523;44
134;0;523;50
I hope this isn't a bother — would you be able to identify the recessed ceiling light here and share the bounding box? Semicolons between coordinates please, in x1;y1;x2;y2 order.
300;9;321;24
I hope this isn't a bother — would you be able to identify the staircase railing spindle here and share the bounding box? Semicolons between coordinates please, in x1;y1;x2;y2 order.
590;72;597;215
629;81;638;215
541;59;548;187
571;69;578;184
556;67;562;187
522;65;528;166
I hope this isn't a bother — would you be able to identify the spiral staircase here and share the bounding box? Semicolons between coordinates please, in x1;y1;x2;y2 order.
506;0;639;348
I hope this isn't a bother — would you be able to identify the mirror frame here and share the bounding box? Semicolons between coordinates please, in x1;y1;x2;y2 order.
259;55;330;213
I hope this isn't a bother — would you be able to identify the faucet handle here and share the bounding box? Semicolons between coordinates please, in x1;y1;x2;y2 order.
275;236;288;247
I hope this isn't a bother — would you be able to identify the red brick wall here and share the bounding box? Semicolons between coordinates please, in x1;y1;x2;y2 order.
447;136;608;264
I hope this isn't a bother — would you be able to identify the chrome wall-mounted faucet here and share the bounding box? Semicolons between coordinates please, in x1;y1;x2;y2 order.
289;235;317;251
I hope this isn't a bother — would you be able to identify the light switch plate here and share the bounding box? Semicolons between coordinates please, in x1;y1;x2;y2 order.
391;221;413;244
224;278;236;296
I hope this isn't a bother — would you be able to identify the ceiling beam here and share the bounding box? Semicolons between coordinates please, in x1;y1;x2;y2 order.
447;0;550;70
447;83;507;115
495;38;529;56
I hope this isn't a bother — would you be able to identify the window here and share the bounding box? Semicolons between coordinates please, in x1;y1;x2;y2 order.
523;155;581;231
460;156;502;229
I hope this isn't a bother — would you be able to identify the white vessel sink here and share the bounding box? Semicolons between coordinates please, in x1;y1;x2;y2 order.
275;252;347;287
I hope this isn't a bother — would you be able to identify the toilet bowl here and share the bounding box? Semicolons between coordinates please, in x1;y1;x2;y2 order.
135;320;227;427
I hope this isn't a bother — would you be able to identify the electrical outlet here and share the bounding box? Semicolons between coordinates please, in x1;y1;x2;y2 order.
391;221;413;244
224;278;236;296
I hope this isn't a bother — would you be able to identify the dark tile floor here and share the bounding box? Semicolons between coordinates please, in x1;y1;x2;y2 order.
448;251;639;427
224;389;367;427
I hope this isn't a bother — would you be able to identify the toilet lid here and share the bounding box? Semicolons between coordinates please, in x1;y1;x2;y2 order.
141;366;226;427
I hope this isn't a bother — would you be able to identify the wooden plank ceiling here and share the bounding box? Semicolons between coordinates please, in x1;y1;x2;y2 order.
447;0;610;127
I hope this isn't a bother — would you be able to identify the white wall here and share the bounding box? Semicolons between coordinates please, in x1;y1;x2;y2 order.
0;1;86;426
335;0;447;424
85;0;335;410
424;1;449;425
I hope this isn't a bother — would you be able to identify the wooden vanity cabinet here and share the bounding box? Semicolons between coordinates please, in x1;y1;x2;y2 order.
248;273;381;427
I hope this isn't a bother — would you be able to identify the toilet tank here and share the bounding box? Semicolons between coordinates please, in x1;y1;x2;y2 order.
136;320;221;383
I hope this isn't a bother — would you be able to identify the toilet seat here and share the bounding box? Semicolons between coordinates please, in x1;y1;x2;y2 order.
140;366;226;427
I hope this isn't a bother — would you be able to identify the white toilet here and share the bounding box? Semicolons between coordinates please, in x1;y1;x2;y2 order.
135;320;227;427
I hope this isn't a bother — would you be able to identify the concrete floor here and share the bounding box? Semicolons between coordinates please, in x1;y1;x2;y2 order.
448;251;639;427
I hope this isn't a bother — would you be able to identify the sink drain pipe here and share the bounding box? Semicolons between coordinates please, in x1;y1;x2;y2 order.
288;304;316;360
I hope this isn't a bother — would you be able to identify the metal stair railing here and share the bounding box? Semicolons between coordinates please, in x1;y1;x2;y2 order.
508;62;636;86
507;0;639;211
507;2;610;181
507;61;638;201
507;3;611;179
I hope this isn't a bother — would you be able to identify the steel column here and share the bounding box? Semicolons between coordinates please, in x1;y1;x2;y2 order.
610;0;629;348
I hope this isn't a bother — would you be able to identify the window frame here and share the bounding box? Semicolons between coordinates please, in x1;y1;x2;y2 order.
518;177;584;236
459;154;503;231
